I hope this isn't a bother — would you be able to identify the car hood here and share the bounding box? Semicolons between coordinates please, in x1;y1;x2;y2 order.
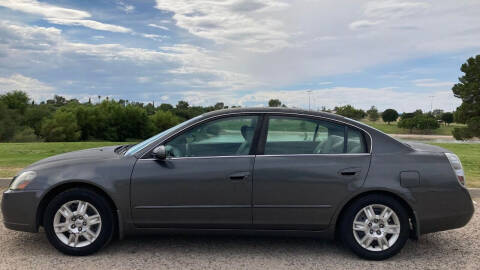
29;145;122;167
405;142;451;153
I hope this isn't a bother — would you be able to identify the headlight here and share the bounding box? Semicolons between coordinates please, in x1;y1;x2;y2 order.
10;171;37;190
445;153;465;186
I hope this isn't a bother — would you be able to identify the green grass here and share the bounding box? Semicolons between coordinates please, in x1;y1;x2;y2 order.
0;141;478;188
361;120;462;136
0;142;122;178
431;143;480;188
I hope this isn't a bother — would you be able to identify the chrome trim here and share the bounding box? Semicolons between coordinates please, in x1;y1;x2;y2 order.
138;111;374;159
254;204;332;208
258;153;371;158
139;155;254;161
135;205;250;209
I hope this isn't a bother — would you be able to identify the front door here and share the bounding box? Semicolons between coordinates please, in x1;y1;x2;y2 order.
131;115;260;228
252;115;371;230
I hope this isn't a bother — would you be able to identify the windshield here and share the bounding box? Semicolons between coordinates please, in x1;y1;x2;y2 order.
124;115;203;156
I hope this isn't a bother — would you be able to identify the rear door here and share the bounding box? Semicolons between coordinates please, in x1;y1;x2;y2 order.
252;115;371;230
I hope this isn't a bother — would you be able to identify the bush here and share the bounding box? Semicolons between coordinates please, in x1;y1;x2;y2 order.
11;127;40;142
335;105;366;120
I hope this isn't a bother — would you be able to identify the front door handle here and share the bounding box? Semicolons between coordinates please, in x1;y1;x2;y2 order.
339;167;362;176
228;172;250;181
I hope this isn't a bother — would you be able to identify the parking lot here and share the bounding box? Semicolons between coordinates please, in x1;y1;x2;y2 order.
0;189;478;270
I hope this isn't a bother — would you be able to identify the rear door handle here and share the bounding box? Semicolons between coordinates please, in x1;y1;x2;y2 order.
228;172;250;181
339;167;362;176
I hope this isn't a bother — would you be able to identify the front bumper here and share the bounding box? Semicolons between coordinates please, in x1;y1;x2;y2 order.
1;189;41;233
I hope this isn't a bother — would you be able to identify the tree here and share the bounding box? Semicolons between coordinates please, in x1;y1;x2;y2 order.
150;110;181;133
159;103;173;111
382;109;399;124
432;109;444;120
334;105;366;120
268;99;282;107
441;112;454;126
367;106;380;121
0;90;29;113
452;55;480;140
398;114;440;133
0;102;18;141
41;110;81;142
176;100;189;109
214;102;225;110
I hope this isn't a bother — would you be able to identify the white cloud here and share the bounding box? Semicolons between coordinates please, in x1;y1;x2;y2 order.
0;73;55;100
0;0;131;33
117;1;135;13
46;18;131;33
349;20;381;30
136;76;151;83
413;79;455;88
180;87;460;112
154;0;291;52
141;33;162;40
0;21;258;92
148;23;169;31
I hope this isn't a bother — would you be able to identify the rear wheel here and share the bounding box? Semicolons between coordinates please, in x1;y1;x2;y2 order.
43;188;114;256
339;194;410;260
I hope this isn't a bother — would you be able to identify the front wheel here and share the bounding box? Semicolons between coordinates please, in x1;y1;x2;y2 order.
43;188;115;256
339;194;410;260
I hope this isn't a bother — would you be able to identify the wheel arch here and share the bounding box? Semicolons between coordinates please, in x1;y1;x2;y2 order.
333;190;419;239
36;181;120;238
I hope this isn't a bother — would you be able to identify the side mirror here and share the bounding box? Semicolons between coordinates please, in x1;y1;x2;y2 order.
152;145;167;160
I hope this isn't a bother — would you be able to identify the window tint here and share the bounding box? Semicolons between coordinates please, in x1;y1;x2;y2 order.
165;116;258;157
264;116;345;155
347;128;367;153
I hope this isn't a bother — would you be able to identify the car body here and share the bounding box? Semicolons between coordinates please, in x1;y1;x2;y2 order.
1;108;474;259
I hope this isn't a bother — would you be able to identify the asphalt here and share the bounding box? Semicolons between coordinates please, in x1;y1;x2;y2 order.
0;186;478;269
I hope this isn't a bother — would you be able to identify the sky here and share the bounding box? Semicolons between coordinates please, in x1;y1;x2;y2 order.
0;0;479;112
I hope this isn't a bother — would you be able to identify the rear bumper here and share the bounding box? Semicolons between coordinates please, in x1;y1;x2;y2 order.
1;189;40;233
419;188;474;235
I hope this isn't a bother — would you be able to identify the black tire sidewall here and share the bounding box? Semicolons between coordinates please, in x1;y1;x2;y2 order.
43;188;114;256
340;194;410;260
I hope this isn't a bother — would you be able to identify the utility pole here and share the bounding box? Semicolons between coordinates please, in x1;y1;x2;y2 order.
307;90;312;110
428;95;434;112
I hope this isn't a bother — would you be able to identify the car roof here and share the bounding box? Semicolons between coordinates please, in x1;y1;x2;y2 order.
202;107;348;122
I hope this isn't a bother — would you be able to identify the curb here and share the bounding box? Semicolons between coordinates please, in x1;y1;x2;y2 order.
0;178;479;198
469;188;480;198
0;178;10;189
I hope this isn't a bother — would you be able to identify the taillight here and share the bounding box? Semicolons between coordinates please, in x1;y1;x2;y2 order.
445;153;465;186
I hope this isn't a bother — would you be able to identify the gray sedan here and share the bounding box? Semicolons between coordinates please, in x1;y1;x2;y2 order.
1;108;474;260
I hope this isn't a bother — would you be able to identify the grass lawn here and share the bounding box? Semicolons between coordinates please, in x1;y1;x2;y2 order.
0;142;122;178
431;143;480;188
0;141;478;188
361;120;462;136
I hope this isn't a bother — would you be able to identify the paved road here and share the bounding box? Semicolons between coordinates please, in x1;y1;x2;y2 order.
0;190;478;270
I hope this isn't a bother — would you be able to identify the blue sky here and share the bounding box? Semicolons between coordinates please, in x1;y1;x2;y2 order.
0;0;479;112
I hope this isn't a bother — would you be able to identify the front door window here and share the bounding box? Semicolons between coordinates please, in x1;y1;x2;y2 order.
165;115;259;157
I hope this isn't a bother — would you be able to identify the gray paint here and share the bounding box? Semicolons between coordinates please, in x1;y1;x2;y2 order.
2;108;474;239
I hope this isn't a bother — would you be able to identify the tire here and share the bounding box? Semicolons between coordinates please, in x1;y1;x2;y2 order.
339;194;410;260
43;188;115;256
